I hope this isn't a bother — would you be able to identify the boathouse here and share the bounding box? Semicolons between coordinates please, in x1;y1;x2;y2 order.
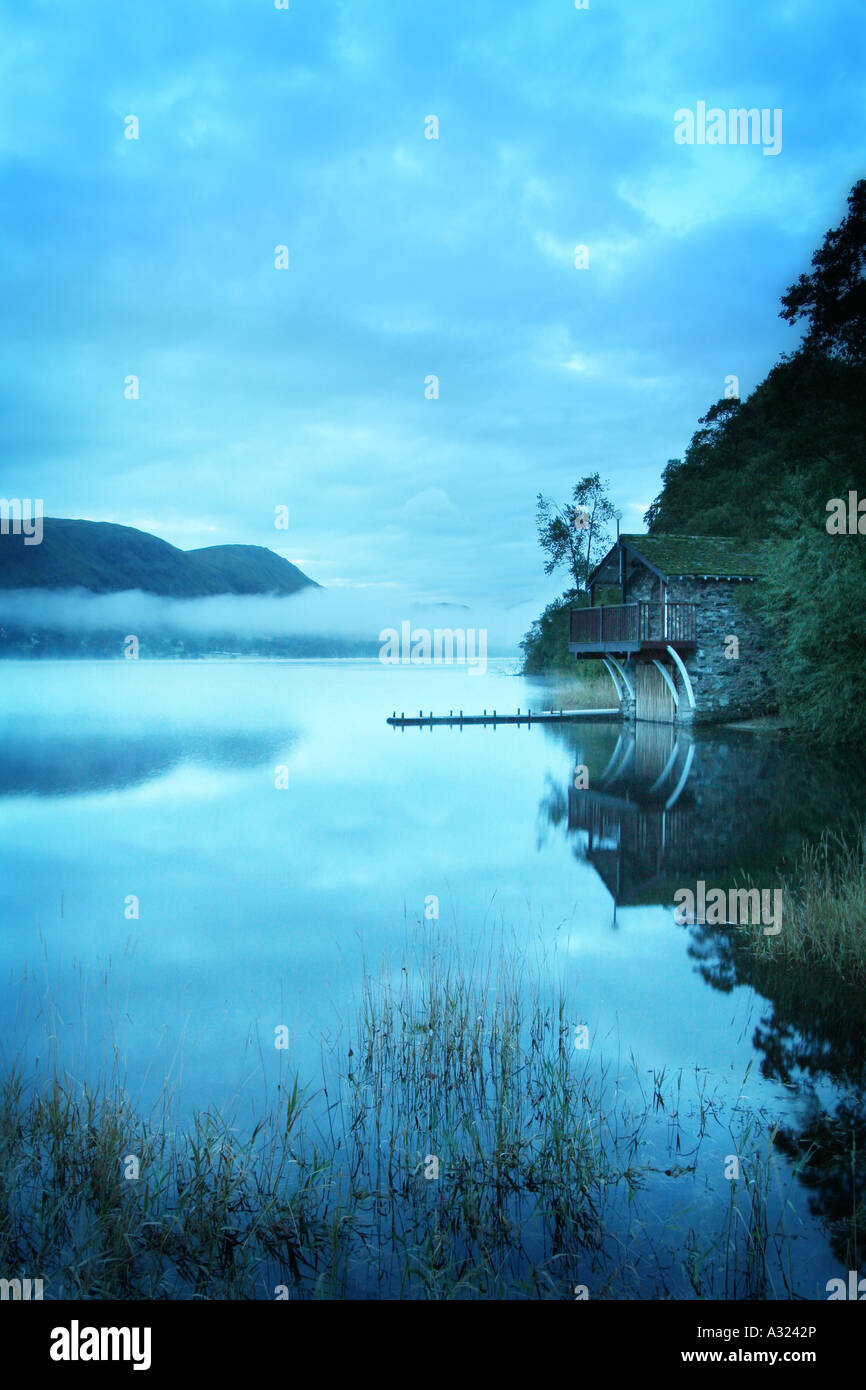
569;534;775;725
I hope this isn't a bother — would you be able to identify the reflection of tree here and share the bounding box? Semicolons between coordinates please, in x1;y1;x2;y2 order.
537;718;866;1269
685;899;866;1266
689;929;866;1087
535;773;571;853
774;1099;866;1269
681;867;866;1273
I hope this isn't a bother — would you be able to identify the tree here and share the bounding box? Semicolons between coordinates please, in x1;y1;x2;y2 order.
535;473;617;593
780;179;866;363
642;351;866;540
519;595;575;673
637;176;866;742
745;520;866;745
643;459;682;532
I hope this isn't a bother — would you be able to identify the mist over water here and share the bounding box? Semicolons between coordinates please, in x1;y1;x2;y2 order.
0;585;535;650
2;658;865;1296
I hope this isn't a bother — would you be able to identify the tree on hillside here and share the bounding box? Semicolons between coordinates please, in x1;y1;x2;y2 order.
635;176;866;742
643;350;866;538
644;180;866;542
780;178;866;363
535;474;617;593
745;520;866;745
643;398;757;535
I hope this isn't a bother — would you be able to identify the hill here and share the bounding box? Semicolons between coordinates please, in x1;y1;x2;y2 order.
0;519;318;596
642;180;866;744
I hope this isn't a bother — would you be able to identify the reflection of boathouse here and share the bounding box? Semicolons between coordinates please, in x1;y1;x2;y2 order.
559;718;866;1264
564;721;809;909
569;722;697;906
569;534;775;725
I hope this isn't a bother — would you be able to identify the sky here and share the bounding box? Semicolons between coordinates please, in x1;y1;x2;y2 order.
1;0;864;631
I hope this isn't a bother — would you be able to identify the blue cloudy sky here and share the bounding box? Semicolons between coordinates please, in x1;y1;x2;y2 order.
1;0;863;624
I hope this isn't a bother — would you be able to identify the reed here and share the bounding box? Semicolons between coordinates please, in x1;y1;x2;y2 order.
0;932;803;1300
740;824;866;982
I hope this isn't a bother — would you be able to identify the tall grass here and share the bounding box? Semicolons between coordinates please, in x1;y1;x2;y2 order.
0;934;805;1300
529;663;618;711
742;825;866;982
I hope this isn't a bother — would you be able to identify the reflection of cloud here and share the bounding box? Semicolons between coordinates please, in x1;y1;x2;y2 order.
0;728;290;799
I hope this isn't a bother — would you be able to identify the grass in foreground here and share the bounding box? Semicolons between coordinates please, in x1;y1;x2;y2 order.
0;936;807;1300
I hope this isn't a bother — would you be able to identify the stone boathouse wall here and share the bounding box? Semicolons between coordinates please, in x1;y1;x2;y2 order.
615;570;777;725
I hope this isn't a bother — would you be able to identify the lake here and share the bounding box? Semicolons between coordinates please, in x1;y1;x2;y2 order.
2;657;865;1298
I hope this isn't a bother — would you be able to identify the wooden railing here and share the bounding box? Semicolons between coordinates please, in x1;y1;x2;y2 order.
570;604;637;646
639;601;696;644
570;602;696;647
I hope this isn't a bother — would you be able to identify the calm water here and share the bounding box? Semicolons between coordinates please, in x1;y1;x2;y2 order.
2;658;865;1297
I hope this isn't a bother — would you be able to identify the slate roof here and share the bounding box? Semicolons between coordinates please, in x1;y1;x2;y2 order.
598;534;765;581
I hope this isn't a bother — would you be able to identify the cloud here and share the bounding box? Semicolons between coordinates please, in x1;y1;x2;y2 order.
400;488;460;524
0;0;861;616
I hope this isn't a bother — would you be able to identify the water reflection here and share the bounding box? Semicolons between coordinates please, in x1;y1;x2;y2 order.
541;720;866;902
3;658;865;1293
569;726;697;908
0;729;291;797
540;717;866;1268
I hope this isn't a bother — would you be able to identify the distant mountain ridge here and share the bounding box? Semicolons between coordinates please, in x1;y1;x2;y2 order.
0;518;319;596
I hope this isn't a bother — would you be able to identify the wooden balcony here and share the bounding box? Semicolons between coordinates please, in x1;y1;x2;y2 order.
569;601;697;655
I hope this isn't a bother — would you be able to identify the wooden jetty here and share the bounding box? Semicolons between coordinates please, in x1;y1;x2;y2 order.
387;707;620;727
